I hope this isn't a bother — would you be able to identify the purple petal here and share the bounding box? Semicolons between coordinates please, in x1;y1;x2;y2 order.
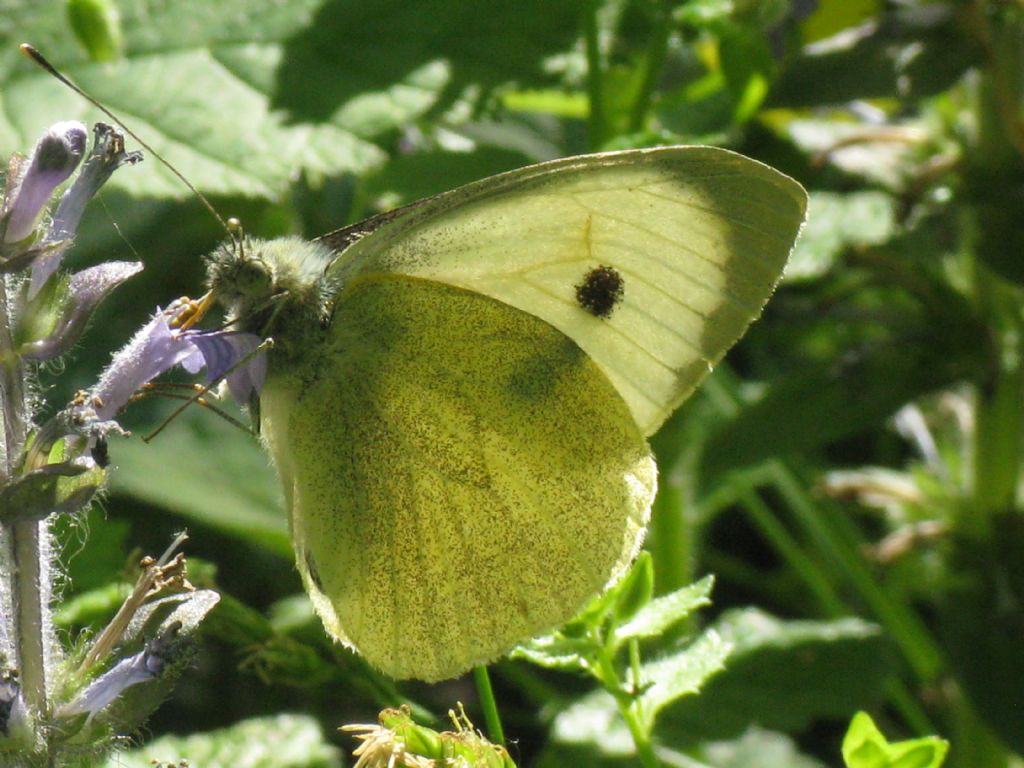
90;306;200;420
30;123;143;296
184;330;266;404
21;261;143;361
57;639;166;723
2;122;86;244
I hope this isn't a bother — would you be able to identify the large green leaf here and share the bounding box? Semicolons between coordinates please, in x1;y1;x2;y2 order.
696;727;829;768
662;609;892;742
272;0;588;122
2;0;587;202
108;408;290;556
786;191;897;281
1;0;384;199
102;714;342;768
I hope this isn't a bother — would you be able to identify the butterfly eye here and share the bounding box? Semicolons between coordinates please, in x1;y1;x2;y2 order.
232;258;274;298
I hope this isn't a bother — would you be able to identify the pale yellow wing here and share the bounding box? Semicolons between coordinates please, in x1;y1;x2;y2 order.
326;147;807;436
259;275;655;681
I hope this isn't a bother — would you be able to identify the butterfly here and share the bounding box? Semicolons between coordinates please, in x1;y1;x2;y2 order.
204;146;807;681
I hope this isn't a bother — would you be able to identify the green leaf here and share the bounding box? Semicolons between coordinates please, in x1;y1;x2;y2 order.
799;0;881;44
842;711;949;768
109;409;290;556
786;191;897;281
770;7;977;107
513;557;688;670
611;573;712;649
700;318;984;478
272;0;588;124
610;551;655;627
662;609;893;743
674;0;735;28
637;628;731;726
718;24;774;122
53;582;131;629
694;727;829;768
66;0;124;63
361;145;535;209
1;0;385;199
102;713;343;767
549;695;637;759
551;628;731;752
510;631;596;673
0;461;105;522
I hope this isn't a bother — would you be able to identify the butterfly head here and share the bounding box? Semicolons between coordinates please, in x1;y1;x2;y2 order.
204;236;336;360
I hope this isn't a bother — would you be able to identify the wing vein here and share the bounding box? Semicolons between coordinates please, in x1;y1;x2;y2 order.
636;187;800;249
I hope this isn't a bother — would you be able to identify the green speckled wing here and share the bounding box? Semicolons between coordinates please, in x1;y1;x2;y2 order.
262;277;654;681
326;146;808;436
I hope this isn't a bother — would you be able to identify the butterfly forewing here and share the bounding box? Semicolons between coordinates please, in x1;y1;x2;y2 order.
327;147;807;436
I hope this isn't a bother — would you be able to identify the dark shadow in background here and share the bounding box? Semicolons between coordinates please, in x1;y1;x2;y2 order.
271;0;587;125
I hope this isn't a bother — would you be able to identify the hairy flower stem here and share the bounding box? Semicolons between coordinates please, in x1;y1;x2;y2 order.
0;278;26;465
0;275;50;741
11;521;47;720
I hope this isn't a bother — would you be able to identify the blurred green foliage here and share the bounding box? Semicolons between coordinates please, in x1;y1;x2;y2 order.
3;0;1024;765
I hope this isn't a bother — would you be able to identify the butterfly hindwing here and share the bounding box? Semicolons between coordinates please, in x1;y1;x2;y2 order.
265;275;655;681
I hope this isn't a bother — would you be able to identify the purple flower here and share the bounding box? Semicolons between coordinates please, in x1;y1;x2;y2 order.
1;122;86;245
30;123;142;297
183;329;266;405
57;624;175;723
20;261;144;361
85;299;264;422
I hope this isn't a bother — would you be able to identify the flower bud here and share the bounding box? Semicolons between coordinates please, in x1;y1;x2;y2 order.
1;122;87;244
30;123;142;296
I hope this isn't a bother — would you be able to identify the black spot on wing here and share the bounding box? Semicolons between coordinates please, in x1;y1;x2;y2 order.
575;265;624;318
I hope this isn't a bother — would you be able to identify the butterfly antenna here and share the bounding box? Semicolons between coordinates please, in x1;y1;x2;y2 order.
20;43;240;250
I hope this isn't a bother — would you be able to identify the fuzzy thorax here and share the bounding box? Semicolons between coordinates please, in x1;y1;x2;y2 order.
204;236;336;364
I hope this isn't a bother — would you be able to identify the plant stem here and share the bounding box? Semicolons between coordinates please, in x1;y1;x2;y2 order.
0;276;50;739
736;486;846;616
971;272;1023;524
595;648;659;768
11;520;47;718
650;485;690;595
0;277;25;470
472;666;505;746
627;0;672;133
703;370;945;683
584;0;607;149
